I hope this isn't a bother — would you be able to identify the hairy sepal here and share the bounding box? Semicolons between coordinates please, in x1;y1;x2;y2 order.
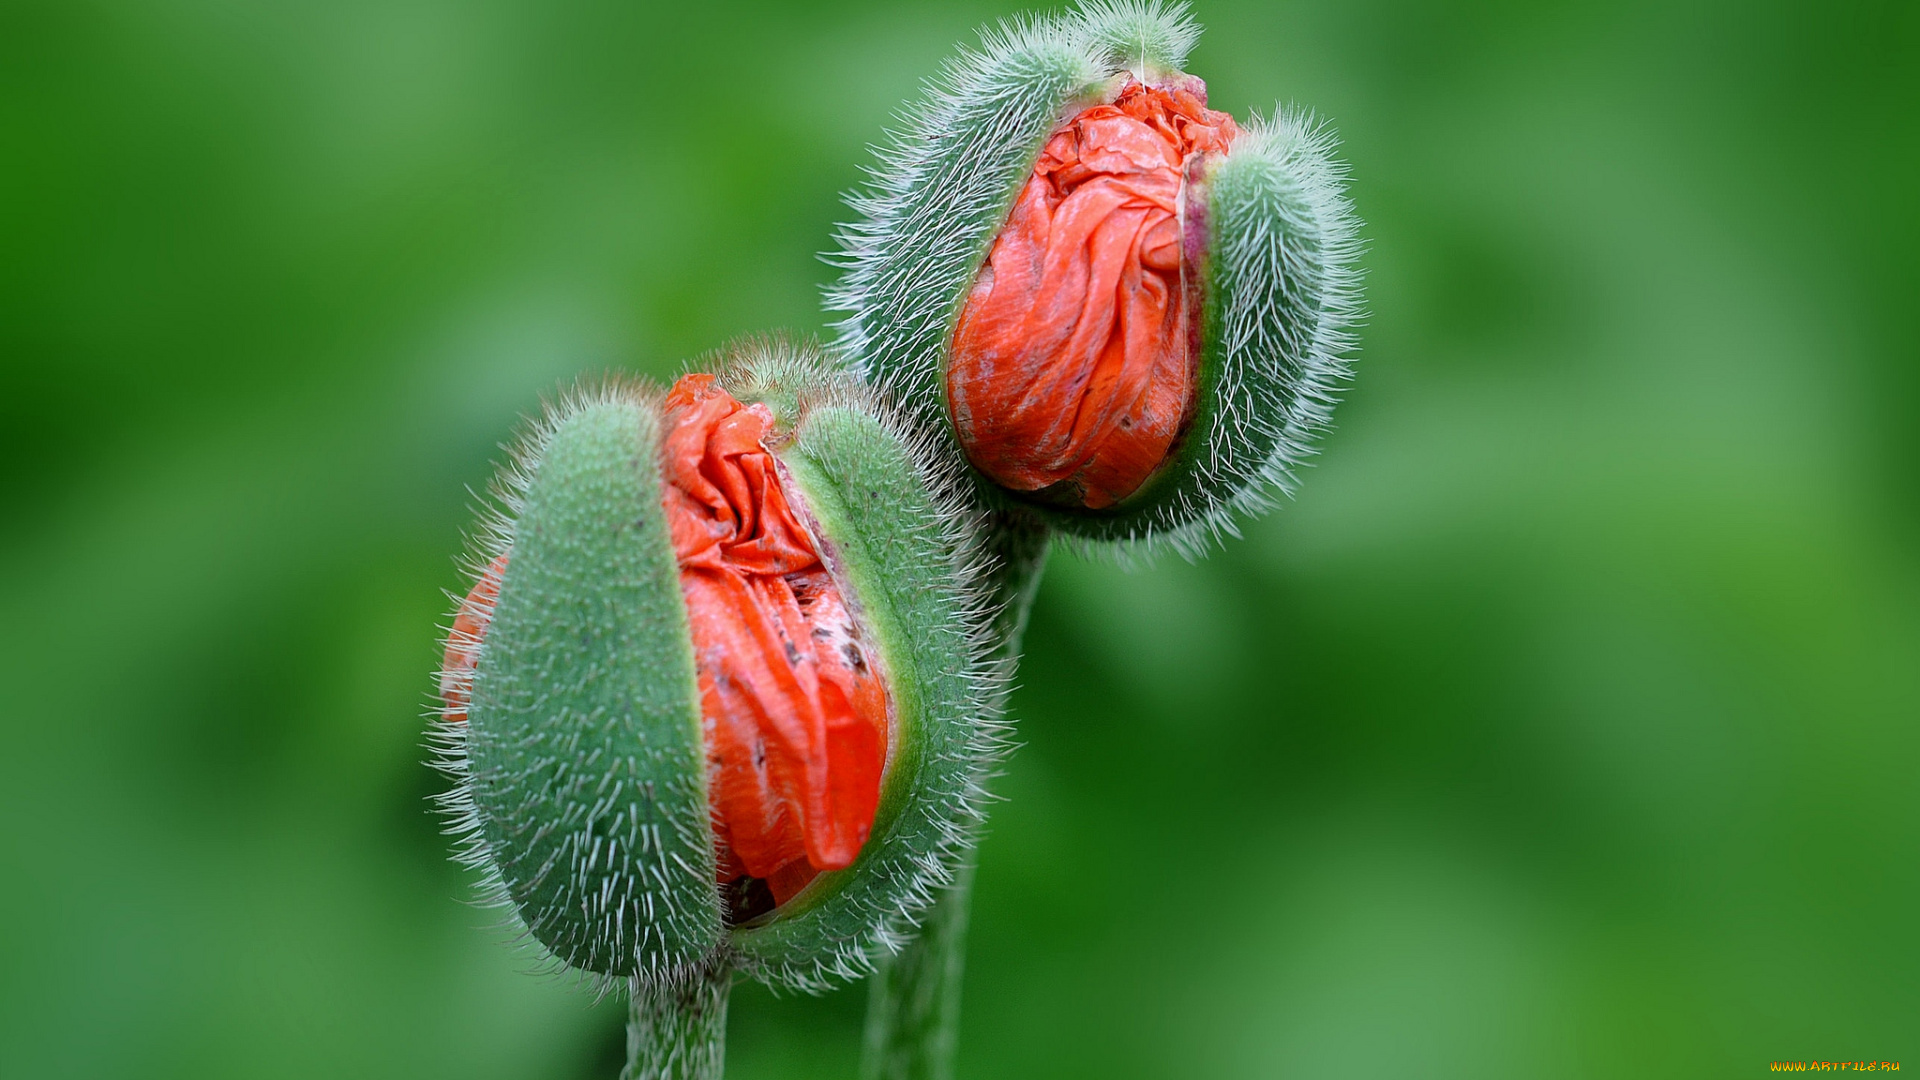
718;340;1009;993
442;386;723;984
826;7;1108;437
1059;109;1363;558
1077;0;1199;80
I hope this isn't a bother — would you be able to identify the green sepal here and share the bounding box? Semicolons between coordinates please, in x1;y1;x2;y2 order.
454;388;723;981
1077;0;1199;80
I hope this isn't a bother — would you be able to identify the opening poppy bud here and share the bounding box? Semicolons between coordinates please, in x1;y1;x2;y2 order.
947;78;1237;509
829;0;1362;552
432;338;1004;995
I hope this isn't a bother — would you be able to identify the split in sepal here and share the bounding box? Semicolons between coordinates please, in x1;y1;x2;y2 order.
827;0;1363;557
430;338;1009;1008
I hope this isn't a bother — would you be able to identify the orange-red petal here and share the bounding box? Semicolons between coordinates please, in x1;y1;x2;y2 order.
440;553;507;725
947;79;1237;508
659;374;890;905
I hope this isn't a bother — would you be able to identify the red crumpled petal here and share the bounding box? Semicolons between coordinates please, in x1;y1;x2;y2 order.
439;553;507;726
659;374;889;903
947;79;1238;508
438;379;890;908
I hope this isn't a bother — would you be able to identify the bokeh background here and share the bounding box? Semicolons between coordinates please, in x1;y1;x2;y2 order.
4;0;1916;1076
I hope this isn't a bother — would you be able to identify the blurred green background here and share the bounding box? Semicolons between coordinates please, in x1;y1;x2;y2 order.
3;0;1916;1076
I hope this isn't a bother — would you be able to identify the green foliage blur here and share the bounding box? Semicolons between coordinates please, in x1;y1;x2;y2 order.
3;0;1915;1076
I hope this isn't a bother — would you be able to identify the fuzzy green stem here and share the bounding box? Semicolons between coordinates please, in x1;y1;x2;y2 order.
980;507;1051;661
622;962;733;1080
861;508;1050;1080
859;861;973;1080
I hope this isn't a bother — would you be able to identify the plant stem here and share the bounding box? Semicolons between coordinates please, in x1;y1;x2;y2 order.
622;961;733;1080
859;861;973;1080
860;508;1050;1080
980;508;1051;660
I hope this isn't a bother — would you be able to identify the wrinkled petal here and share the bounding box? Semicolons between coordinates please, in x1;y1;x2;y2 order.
660;374;889;904
948;80;1238;508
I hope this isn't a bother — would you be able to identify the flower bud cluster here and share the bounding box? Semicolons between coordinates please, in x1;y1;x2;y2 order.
432;3;1359;1075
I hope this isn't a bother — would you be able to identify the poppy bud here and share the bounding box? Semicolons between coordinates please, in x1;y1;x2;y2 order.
828;0;1362;552
431;338;1005;1000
